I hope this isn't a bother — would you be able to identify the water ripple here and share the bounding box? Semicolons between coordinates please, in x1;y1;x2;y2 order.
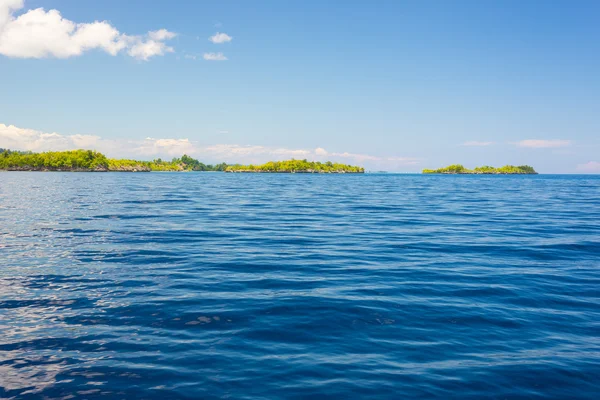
0;173;599;399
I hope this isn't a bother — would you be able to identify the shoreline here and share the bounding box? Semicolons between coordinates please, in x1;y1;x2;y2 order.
422;172;538;175
0;169;362;173
1;150;364;173
224;170;363;174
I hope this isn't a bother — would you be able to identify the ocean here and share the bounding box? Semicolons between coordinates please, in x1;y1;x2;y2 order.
1;172;599;399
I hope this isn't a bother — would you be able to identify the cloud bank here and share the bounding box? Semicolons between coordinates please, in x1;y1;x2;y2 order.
0;123;419;170
0;0;176;60
0;123;102;151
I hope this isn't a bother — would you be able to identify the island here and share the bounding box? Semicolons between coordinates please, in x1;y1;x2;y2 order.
0;149;230;172
225;159;364;173
422;164;537;174
0;149;363;173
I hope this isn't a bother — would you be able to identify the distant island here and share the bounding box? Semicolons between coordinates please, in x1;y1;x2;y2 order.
423;164;537;174
225;160;364;173
0;149;363;173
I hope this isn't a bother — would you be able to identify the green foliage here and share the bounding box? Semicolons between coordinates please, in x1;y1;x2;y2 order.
0;149;229;172
0;150;364;174
108;158;164;171
0;149;108;170
107;155;231;172
473;165;496;173
423;164;537;174
422;164;467;174
225;159;364;173
516;165;536;174
177;154;230;171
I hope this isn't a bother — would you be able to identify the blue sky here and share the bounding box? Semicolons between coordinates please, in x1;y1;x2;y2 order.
0;0;599;172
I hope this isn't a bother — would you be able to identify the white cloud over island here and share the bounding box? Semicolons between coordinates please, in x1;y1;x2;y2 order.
0;0;176;60
0;123;420;170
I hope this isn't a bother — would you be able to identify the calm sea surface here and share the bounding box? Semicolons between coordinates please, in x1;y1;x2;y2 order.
1;173;599;399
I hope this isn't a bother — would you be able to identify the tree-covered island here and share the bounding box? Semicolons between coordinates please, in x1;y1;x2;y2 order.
225;159;364;173
422;164;537;174
0;149;363;173
0;149;231;171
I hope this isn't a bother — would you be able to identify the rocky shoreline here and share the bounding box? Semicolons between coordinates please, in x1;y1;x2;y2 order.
1;166;152;172
425;171;538;175
423;164;537;174
2;166;109;172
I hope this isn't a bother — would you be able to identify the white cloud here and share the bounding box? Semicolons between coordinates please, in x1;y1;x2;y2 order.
329;151;380;162
385;156;420;165
315;147;328;156
202;144;266;156
515;139;571;148
272;148;311;157
126;36;174;61
148;29;176;41
70;134;101;148
0;123;110;152
135;138;195;156
184;54;197;60
0;1;176;60
209;32;232;44
203;52;227;61
576;161;600;173
462;141;494;146
0;0;24;28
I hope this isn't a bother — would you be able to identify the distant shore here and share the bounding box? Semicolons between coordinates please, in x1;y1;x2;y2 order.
224;160;364;173
0;149;364;173
224;170;362;174
423;164;537;174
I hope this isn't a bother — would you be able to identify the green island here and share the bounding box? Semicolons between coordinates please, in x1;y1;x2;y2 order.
225;159;364;173
0;149;363;173
422;164;537;174
0;148;230;172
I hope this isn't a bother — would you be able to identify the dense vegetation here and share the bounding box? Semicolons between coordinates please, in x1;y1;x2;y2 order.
422;164;537;174
107;155;230;171
1;149;364;173
225;159;364;173
0;149;109;170
0;149;229;172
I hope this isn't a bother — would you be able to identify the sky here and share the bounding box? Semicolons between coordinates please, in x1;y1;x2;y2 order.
0;0;599;173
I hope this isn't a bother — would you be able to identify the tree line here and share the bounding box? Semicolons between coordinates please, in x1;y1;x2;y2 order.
0;149;109;170
0;149;230;172
225;159;364;173
0;149;364;173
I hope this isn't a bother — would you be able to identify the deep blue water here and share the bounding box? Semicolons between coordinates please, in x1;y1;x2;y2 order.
1;172;599;399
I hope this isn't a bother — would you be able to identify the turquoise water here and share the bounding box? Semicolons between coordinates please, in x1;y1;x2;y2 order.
1;172;599;399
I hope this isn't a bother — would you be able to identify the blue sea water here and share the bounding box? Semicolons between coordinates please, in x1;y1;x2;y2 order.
0;172;599;399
